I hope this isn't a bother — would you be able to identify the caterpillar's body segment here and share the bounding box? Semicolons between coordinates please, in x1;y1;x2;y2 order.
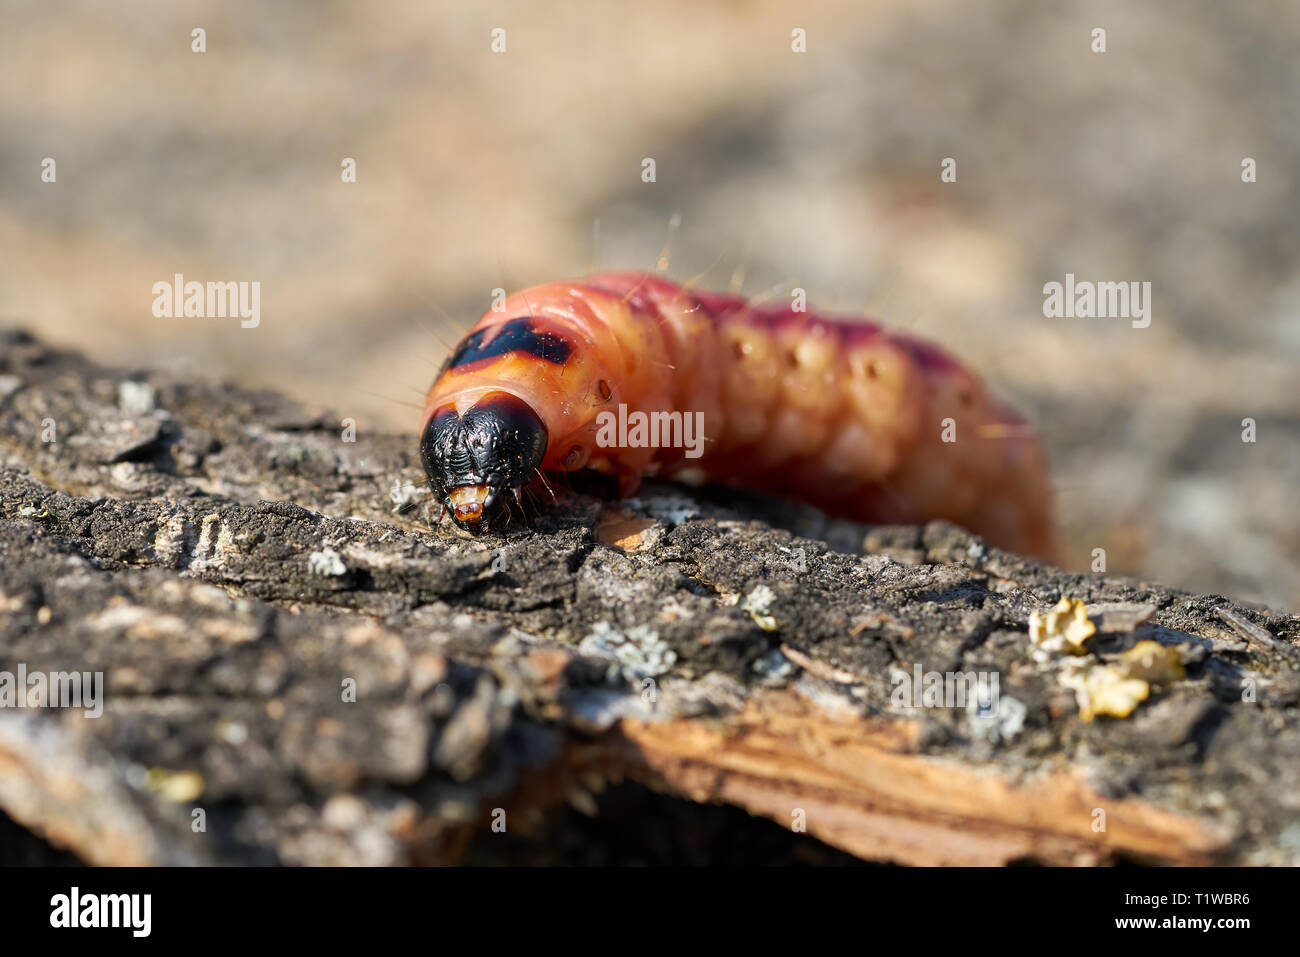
420;272;1057;559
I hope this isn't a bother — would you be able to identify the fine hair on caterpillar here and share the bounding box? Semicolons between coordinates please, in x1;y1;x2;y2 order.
419;271;1057;560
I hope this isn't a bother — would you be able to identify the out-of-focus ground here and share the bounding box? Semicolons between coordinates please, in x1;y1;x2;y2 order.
1;0;1297;605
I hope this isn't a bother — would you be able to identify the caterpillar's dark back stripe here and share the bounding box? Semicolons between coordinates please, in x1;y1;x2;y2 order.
444;317;571;372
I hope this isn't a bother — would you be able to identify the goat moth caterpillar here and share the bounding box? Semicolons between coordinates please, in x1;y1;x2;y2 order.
420;272;1056;559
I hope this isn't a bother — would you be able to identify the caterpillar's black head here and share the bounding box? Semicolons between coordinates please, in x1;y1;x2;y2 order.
420;392;548;532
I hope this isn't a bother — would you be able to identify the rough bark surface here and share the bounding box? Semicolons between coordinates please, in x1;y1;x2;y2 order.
1;327;1297;866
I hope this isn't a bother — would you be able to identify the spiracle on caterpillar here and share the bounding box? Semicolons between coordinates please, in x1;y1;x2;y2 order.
419;271;1057;561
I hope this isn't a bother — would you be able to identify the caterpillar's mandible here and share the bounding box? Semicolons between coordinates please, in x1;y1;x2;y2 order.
420;272;1057;560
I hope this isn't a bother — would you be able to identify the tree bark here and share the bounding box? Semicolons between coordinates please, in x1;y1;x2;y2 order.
0;328;1296;865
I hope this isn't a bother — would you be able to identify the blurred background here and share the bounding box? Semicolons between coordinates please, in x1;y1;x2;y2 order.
2;0;1297;606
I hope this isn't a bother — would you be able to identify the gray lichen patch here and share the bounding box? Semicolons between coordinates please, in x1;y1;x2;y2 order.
577;621;677;682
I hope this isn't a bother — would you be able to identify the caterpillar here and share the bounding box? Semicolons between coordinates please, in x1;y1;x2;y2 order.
420;271;1057;560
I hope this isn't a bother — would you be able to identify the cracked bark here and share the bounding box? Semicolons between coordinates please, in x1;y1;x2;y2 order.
1;328;1298;865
